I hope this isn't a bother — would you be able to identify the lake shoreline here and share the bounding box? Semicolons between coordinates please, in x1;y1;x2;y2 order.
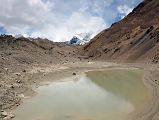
1;61;159;120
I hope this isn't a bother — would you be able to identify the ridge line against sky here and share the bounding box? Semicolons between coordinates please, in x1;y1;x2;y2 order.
0;0;143;42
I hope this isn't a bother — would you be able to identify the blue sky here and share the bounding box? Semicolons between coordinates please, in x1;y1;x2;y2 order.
0;0;142;41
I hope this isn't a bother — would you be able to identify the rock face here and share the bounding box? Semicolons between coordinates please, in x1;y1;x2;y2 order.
81;0;159;63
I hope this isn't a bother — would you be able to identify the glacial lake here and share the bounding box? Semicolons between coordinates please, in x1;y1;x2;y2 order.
13;69;149;120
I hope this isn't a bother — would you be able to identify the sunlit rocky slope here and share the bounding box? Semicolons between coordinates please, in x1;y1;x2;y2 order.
82;0;159;63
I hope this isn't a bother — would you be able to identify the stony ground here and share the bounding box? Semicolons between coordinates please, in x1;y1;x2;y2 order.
0;59;159;120
0;35;159;120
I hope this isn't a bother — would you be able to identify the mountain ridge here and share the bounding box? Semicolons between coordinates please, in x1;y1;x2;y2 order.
81;0;159;63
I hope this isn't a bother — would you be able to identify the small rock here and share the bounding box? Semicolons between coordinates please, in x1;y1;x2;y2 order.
15;73;21;76
1;110;8;117
4;68;8;71
10;84;14;89
130;42;133;45
3;117;10;120
19;94;25;98
16;80;22;84
16;104;19;107
114;48;120;52
43;73;46;76
9;113;15;119
22;70;26;73
72;73;76;75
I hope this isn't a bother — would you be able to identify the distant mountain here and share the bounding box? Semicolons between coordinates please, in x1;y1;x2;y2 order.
14;34;24;38
66;33;91;45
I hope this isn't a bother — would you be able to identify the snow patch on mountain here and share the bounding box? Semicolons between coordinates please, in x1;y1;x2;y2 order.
66;33;91;45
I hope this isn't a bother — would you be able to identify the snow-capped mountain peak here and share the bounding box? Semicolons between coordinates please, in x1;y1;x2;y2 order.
66;33;91;45
14;34;24;38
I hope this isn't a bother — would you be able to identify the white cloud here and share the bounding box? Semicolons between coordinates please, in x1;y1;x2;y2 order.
0;0;107;42
79;0;114;15
117;5;133;19
0;0;53;34
31;11;106;42
0;0;142;42
0;0;107;41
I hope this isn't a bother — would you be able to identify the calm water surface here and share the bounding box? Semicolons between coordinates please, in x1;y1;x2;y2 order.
13;69;148;120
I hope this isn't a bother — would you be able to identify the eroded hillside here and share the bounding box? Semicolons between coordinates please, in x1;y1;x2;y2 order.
82;0;159;63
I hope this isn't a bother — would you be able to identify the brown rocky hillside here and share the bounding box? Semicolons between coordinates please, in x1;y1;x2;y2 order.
0;35;80;71
82;0;159;63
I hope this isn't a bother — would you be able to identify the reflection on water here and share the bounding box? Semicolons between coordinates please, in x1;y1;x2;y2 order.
13;69;148;120
86;69;148;107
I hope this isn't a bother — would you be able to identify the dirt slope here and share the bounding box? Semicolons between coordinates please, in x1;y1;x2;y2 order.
82;0;159;63
0;35;82;111
0;35;79;69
